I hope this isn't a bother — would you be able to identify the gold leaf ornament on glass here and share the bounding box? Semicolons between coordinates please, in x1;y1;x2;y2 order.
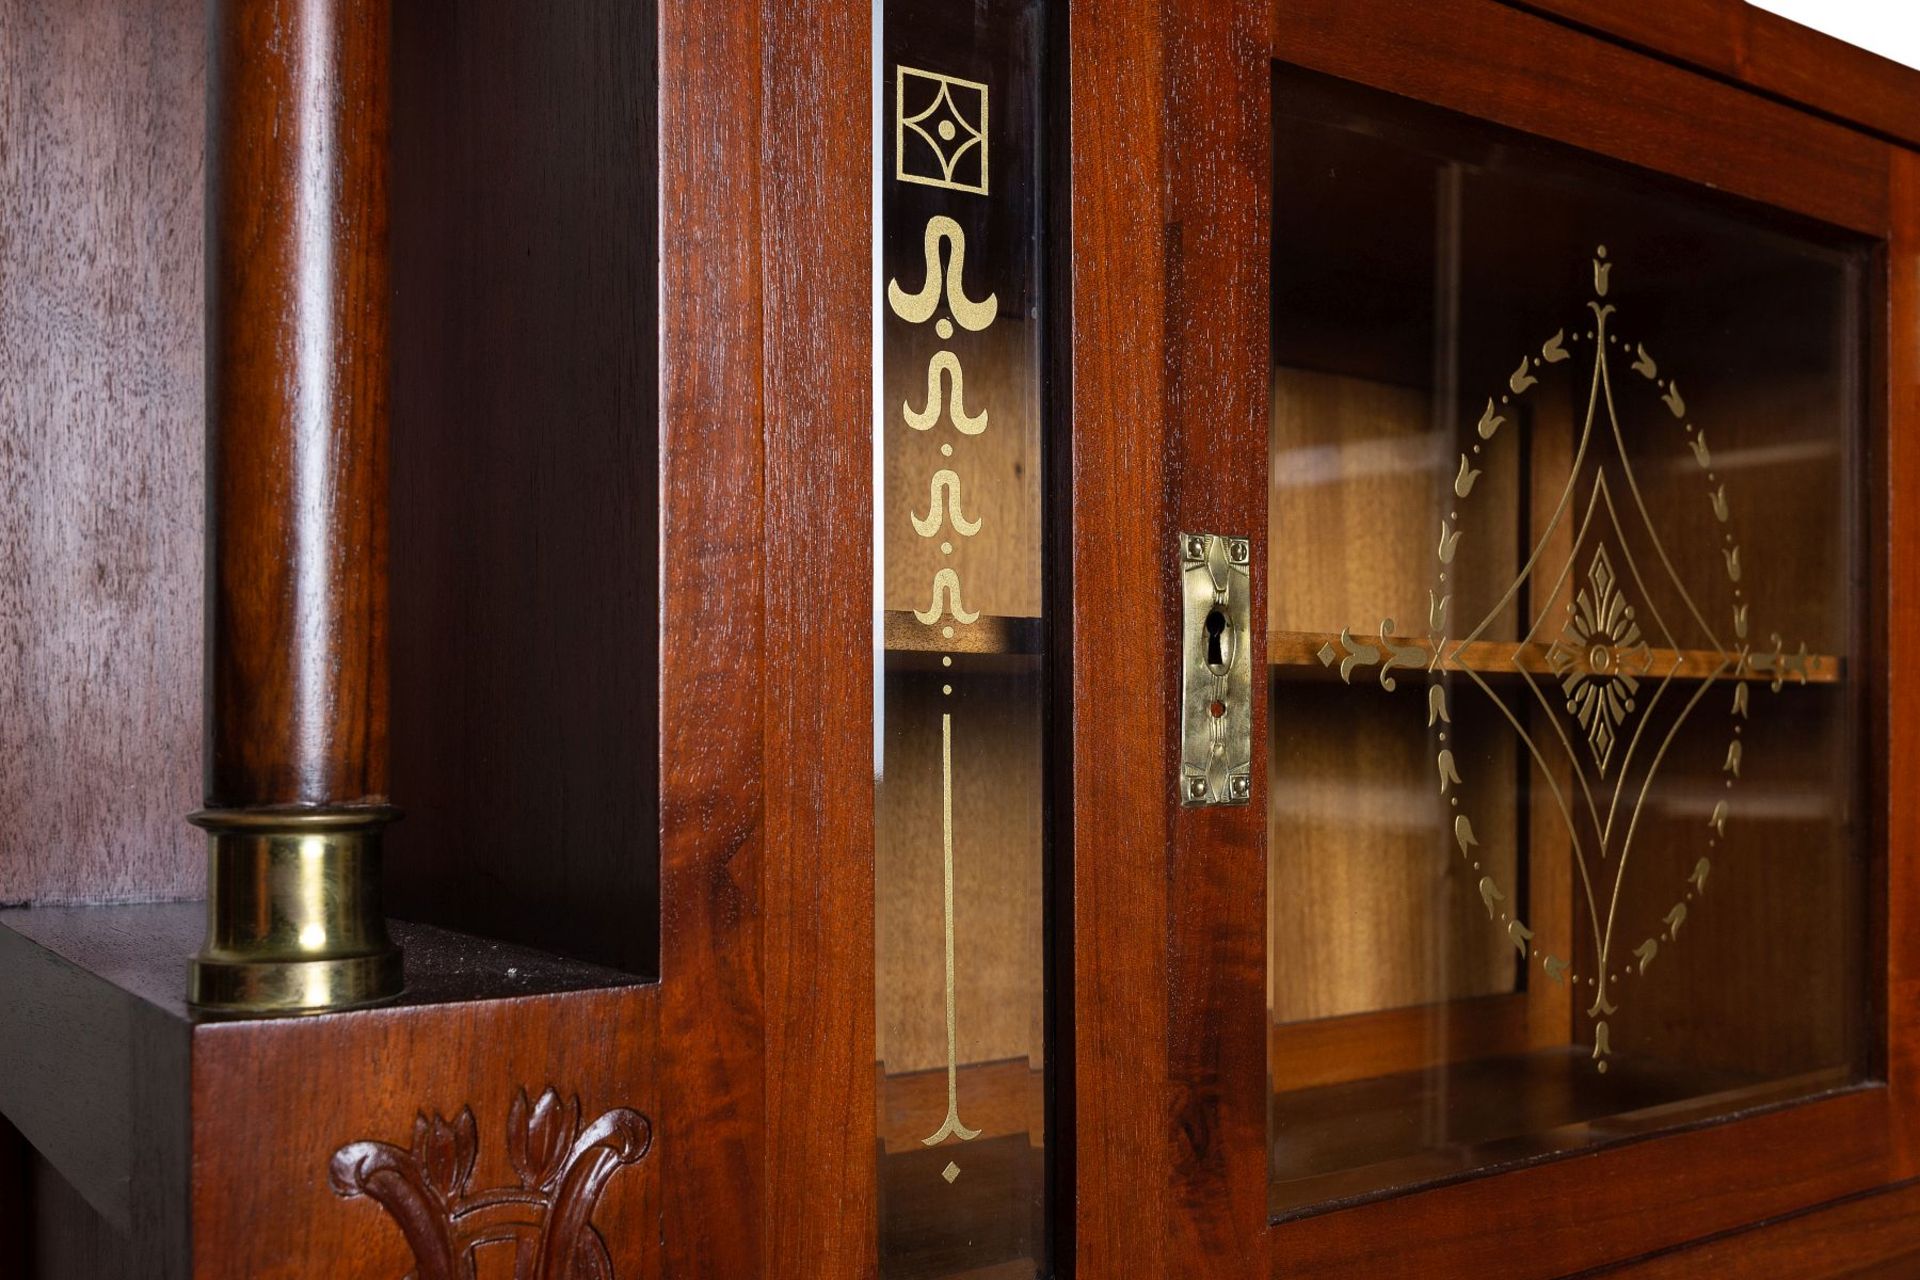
1329;246;1825;1073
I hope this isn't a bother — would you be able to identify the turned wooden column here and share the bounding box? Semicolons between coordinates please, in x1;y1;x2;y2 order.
191;0;401;1012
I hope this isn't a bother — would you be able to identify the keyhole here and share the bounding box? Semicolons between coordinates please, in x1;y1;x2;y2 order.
1204;606;1228;672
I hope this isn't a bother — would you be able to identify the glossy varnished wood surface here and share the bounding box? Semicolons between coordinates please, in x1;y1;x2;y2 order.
205;0;391;808
192;983;659;1280
386;0;660;975
1508;0;1920;152
1597;1179;1920;1277
1064;0;1174;1269
656;0;766;1272
1158;0;1274;1271
1068;0;1271;1273
1273;0;1891;240
0;0;204;903
1050;0;1920;1274
1276;1090;1897;1277
759;0;877;1271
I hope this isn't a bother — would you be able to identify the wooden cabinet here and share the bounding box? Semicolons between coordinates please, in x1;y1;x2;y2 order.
3;0;1919;1276
1067;1;1920;1275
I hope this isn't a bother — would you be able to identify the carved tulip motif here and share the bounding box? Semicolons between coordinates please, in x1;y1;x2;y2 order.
331;1086;652;1280
414;1108;478;1202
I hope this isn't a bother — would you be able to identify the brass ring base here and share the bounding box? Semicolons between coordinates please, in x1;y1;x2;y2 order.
188;806;405;1015
189;950;404;1014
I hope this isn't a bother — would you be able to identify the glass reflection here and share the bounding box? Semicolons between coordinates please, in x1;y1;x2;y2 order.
875;2;1050;1275
1267;67;1870;1215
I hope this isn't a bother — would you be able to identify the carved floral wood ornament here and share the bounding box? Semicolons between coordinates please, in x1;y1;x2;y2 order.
1318;248;1823;1072
330;1087;652;1280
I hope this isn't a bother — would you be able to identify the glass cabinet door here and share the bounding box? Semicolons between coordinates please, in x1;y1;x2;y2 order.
1264;67;1872;1215
872;3;1053;1275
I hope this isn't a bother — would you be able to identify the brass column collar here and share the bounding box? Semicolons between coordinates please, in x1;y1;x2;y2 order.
188;805;405;1015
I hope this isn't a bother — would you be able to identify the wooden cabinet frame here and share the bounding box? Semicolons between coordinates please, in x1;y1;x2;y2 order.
6;0;1916;1274
1064;0;1920;1275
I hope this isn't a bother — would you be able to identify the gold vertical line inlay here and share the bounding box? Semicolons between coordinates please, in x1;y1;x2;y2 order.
922;711;980;1149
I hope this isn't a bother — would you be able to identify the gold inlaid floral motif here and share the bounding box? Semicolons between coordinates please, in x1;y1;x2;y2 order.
1325;248;1818;1071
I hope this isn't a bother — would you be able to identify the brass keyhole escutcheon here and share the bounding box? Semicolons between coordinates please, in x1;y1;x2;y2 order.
1178;531;1252;806
1205;605;1229;674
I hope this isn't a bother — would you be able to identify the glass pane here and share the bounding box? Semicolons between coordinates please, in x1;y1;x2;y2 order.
1267;66;1871;1216
875;3;1050;1275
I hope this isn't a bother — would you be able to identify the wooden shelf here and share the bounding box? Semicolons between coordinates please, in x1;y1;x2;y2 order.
1268;1044;1851;1219
884;610;1043;656
876;1059;1044;1279
1270;629;1840;685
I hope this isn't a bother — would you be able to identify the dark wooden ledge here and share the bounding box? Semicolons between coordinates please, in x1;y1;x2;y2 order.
0;903;656;1278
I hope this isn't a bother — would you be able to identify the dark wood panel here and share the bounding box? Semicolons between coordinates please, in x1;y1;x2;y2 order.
759;0;877;1272
655;0;768;1271
0;0;204;903
1508;0;1920;152
27;1152;140;1280
1272;0;1891;238
0;911;186;1278
386;0;660;975
1;1113;29;1276
0;916;172;1246
205;0;391;808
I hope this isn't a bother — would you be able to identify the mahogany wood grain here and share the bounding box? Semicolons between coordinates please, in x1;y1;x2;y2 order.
1882;144;1920;1182
1064;1;1920;1274
0;0;204;904
1598;1179;1920;1278
1159;4;1275;1269
1068;0;1271;1273
1272;0;1890;240
385;0;660;974
205;0;391;808
1507;0;1920;153
1065;1;1176;1271
759;0;877;1270
192;984;660;1280
656;0;767;1272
